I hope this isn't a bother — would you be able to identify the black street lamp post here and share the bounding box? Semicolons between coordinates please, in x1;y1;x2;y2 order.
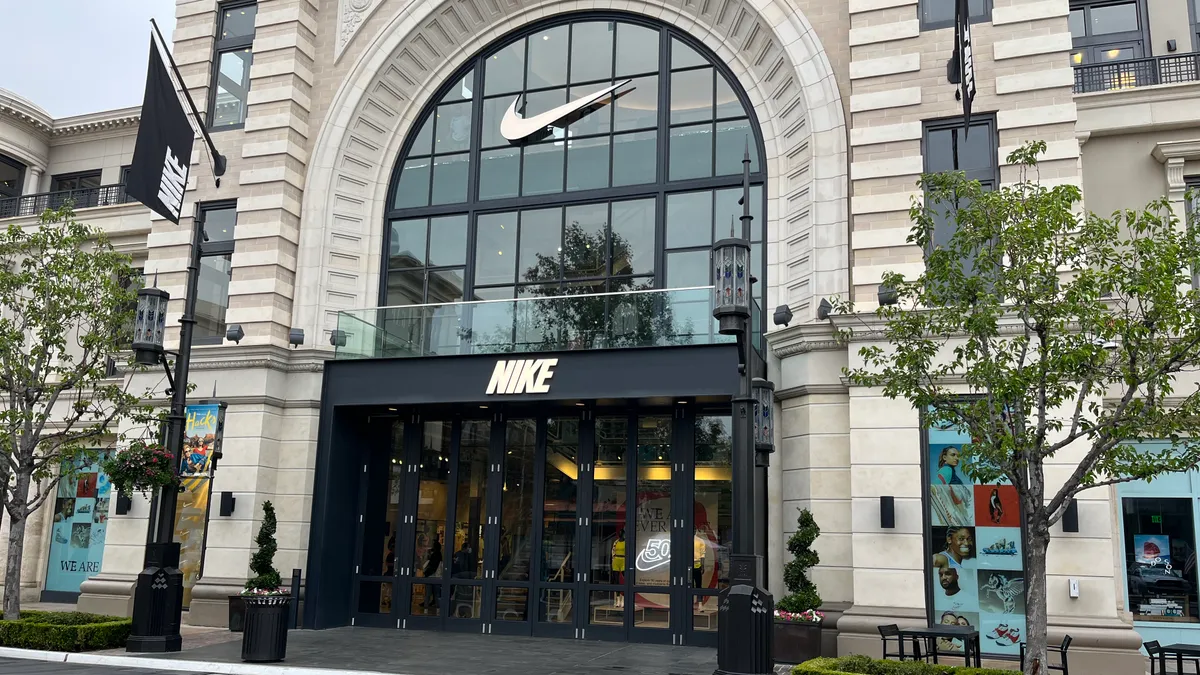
126;209;206;652
713;146;775;675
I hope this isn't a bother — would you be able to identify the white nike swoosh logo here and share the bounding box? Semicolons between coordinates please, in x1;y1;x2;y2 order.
500;79;633;142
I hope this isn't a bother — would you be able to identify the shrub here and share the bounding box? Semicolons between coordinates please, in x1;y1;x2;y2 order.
793;655;1012;675
244;500;286;594
0;610;131;651
777;508;822;613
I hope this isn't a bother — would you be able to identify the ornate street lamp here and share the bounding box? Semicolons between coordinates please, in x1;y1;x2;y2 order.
132;287;170;366
713;142;774;675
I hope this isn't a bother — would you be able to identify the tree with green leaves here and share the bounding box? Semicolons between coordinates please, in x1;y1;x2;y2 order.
245;500;283;593
837;142;1200;675
777;508;821;613
0;205;141;620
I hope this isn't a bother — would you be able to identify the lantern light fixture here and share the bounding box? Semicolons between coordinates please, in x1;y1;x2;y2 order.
712;236;751;335
132;286;170;366
751;377;775;453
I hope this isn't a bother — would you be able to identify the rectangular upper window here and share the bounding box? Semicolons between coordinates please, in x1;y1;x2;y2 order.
921;0;992;31
50;171;102;192
208;1;257;130
1069;1;1146;66
195;201;238;343
921;115;998;258
0;154;24;199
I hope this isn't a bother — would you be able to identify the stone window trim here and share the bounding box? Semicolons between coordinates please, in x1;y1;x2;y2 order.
207;0;257;132
1069;0;1151;66
920;0;993;32
294;0;851;345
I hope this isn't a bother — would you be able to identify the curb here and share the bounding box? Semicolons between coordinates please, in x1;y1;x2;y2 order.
0;647;402;675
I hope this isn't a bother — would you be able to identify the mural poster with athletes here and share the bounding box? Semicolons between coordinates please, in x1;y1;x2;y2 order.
927;416;1025;657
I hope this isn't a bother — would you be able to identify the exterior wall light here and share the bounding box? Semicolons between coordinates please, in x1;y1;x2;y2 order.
225;324;245;344
132;287;170;366
878;283;899;307
330;329;347;347
751;377;775;453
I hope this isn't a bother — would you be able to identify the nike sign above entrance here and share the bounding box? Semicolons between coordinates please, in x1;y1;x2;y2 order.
499;79;634;142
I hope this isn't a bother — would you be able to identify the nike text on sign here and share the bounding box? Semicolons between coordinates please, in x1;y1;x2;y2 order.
157;146;188;220
499;79;634;142
486;358;559;395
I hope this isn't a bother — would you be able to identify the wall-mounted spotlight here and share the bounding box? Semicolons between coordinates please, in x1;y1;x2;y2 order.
225;324;245;344
115;492;133;516
330;329;348;347
880;495;895;529
288;328;305;348
1062;498;1079;533
816;298;833;321
773;304;793;327
878;283;899;307
219;491;237;517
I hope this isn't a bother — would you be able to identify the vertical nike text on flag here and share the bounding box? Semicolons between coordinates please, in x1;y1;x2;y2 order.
955;0;976;137
126;38;194;224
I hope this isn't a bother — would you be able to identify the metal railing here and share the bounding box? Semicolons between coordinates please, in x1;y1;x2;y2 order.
333;286;754;360
1074;52;1200;94
0;184;136;219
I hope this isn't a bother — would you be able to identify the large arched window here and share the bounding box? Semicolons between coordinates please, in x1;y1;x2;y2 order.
382;14;766;350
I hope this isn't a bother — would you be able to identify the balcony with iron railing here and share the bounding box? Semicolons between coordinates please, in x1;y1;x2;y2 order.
333;286;763;360
0;184;137;219
1074;52;1200;94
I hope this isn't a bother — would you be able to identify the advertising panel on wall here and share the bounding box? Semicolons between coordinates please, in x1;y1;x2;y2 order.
926;415;1026;657
44;453;113;599
174;402;225;608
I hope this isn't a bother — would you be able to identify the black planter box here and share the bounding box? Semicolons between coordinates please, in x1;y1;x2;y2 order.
229;595;246;632
773;620;822;665
241;595;291;663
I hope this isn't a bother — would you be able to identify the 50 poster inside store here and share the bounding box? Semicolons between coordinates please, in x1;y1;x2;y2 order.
44;453;114;601
926;417;1026;657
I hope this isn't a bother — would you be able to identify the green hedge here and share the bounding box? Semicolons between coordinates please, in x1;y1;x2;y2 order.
794;655;1013;675
0;610;131;652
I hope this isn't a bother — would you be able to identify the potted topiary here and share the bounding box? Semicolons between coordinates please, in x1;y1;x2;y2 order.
774;508;824;664
240;501;291;662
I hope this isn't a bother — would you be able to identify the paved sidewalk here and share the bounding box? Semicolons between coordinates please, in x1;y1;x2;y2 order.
0;657;213;675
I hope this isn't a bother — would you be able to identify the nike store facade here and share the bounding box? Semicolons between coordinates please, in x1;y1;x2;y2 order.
304;15;768;645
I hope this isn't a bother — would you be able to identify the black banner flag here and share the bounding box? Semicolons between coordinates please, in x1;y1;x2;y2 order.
126;38;193;224
955;0;977;136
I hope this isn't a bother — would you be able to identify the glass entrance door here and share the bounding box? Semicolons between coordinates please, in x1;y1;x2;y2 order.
349;408;732;643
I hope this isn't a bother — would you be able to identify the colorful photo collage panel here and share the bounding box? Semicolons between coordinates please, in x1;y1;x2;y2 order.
46;457;112;594
927;422;1025;657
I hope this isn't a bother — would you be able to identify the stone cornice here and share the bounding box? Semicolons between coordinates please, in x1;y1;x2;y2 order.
0;91;139;139
1152;139;1200;163
110;344;331;379
775;383;849;399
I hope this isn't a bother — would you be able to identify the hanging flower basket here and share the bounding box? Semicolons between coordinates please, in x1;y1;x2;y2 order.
99;440;177;496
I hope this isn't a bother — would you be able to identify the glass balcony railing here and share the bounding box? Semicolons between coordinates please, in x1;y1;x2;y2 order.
333;286;760;360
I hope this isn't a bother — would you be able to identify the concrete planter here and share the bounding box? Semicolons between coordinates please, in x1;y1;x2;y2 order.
773;620;822;665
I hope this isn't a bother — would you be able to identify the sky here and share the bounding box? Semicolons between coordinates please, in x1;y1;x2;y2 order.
0;0;177;118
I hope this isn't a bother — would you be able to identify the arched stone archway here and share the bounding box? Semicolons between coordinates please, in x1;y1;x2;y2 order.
294;0;847;339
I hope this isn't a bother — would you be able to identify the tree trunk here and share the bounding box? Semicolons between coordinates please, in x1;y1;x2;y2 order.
1024;526;1051;675
2;469;31;621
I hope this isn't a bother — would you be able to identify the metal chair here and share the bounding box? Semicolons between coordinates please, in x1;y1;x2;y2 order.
1146;640;1200;675
1020;635;1072;674
877;624;932;662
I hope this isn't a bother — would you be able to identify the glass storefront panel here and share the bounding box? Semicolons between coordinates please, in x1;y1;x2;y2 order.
593;416;629;584
499;420;537;582
590;589;625;626
359;581;393;614
694;415;732;592
411;421;451;616
634;415;672;627
452;421;489;580
538;588;574;623
496;587;530;621
1123;497;1199;622
542;418;579;582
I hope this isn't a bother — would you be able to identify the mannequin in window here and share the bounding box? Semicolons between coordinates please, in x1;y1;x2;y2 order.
611;529;626;608
693;527;708;609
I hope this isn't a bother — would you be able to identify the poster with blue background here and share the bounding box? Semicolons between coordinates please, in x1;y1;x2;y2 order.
927;417;1026;657
44;453;112;596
